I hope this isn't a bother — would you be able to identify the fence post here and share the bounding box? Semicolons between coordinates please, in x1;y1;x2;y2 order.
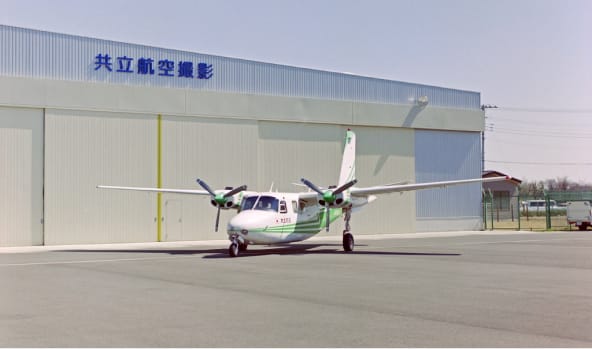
489;190;494;230
517;194;521;231
482;193;488;230
545;193;551;230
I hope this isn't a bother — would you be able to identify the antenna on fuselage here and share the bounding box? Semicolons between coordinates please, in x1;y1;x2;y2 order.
269;182;274;192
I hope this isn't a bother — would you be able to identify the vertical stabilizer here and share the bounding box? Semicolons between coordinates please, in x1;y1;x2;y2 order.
338;130;356;186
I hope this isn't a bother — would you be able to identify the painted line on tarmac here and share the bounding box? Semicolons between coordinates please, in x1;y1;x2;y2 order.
454;237;592;246
0;255;201;267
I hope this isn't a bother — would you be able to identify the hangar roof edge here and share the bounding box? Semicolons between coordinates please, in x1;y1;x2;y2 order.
0;24;481;110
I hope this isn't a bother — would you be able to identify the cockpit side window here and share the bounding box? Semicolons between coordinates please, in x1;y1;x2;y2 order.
241;196;258;211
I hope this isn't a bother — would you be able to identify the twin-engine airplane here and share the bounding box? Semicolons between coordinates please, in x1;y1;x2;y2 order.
98;130;508;257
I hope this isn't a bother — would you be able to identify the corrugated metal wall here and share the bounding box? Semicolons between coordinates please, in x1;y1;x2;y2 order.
0;25;480;110
0;107;44;246
44;109;157;244
0;106;481;245
160;116;259;241
414;130;482;229
160;121;417;240
353;126;416;234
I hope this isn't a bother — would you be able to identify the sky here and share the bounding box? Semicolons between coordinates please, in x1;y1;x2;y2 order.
1;0;591;183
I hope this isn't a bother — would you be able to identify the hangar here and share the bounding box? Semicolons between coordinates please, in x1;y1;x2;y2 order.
0;25;485;246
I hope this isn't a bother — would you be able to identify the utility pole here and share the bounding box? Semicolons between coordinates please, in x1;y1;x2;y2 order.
480;104;498;173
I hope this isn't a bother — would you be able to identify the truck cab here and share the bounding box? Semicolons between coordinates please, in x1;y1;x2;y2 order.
566;201;592;231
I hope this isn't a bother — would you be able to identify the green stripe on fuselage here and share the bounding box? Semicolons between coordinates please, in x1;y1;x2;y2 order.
245;208;343;234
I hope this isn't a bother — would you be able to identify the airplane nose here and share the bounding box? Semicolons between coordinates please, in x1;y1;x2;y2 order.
227;211;274;233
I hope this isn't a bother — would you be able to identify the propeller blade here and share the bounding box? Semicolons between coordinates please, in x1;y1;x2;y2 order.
325;207;330;232
196;178;216;196
301;178;324;195
215;207;221;232
223;185;247;198
333;179;358;195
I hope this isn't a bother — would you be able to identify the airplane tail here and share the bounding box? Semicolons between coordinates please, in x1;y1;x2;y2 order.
338;129;356;186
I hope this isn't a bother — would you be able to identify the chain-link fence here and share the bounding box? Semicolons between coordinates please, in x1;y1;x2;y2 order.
482;191;592;231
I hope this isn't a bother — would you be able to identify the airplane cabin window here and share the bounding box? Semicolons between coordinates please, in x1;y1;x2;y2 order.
279;200;287;214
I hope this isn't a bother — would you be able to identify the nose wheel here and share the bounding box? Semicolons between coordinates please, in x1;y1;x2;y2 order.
228;235;247;257
229;241;239;257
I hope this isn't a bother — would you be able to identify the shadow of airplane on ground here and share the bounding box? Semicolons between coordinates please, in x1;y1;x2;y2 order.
60;243;461;259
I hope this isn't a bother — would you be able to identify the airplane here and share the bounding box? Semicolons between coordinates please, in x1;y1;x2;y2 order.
98;129;509;257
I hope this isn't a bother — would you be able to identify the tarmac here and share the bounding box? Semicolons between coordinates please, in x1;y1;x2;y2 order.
1;230;591;347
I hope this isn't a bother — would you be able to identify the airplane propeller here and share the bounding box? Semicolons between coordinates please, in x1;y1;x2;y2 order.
300;178;357;232
196;178;247;232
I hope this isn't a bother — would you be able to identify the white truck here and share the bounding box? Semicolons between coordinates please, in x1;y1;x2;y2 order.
566;201;592;231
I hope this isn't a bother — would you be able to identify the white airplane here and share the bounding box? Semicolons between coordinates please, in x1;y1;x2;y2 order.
98;129;509;257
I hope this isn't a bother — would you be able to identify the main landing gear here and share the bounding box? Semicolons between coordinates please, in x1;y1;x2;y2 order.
342;208;354;252
228;234;247;257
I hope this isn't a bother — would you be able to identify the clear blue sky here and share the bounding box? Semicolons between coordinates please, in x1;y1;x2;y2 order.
2;0;591;183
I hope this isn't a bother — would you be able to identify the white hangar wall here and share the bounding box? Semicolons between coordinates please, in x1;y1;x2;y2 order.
44;109;157;244
0;106;43;246
0;25;486;246
0;76;481;245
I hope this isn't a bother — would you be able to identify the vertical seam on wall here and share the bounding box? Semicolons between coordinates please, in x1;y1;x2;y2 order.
157;114;162;242
42;108;46;245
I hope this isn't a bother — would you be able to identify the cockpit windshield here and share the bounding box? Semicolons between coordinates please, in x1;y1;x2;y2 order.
240;195;279;212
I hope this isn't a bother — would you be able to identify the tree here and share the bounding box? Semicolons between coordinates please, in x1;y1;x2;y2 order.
519;177;592;196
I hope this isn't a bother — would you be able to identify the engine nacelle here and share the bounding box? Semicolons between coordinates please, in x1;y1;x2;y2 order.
318;191;351;208
210;188;243;210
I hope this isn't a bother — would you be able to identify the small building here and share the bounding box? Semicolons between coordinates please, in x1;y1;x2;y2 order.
482;170;522;219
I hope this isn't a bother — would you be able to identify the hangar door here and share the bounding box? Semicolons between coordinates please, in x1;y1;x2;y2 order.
415;130;482;232
0;107;44;246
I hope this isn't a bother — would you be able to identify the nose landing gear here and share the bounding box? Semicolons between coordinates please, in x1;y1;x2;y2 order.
343;231;354;251
342;207;354;252
229;241;239;257
228;234;247;257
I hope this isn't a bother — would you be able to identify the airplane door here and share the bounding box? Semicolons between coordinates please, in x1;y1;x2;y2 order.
278;200;289;238
278;200;293;238
164;199;183;241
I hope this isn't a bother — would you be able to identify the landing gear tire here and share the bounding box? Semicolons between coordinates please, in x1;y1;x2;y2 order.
343;231;354;252
229;242;239;257
239;242;248;252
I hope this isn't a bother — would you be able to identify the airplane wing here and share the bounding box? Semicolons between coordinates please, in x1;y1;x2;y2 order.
295;177;508;200
296;191;320;202
97;185;211;196
350;176;509;197
98;182;251;233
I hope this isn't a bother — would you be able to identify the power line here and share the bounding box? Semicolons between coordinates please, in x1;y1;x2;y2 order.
484;138;574;147
498;107;592;114
486;160;592;166
486;126;592;138
487;114;592;126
